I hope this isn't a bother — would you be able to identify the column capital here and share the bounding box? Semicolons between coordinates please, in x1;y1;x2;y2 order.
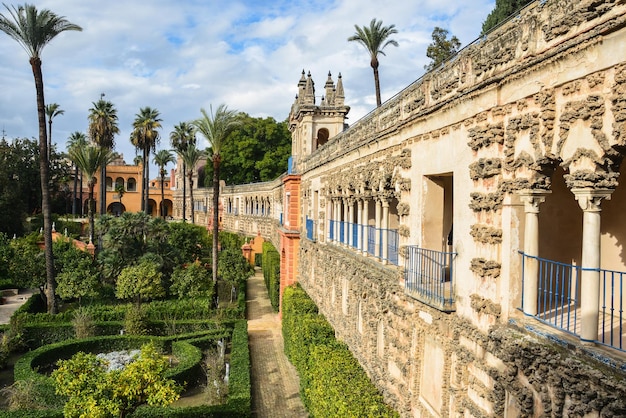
517;189;551;213
571;188;613;212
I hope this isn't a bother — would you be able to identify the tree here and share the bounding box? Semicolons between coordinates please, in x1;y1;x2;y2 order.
131;107;162;215
115;259;165;306
66;131;88;216
152;149;175;219
215;114;291;185
424;27;461;71
69;144;113;244
53;239;99;304
45;102;63;161
170;122;196;221
97;212;172;283
482;0;533;34
178;144;203;225
348;19;398;107
88;99;119;215
193;104;240;308
170;262;211;299
0;3;82;314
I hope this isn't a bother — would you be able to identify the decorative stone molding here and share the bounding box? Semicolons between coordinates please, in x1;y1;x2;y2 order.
397;203;410;217
470;258;501;278
469;192;504;212
469;158;502;181
611;63;626;146
398;225;410;238
470;224;503;245
467;123;505;152
469;294;502;317
572;188;613;212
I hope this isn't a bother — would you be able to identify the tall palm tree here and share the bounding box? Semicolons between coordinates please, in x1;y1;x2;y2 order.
193;104;239;308
170;122;195;221
178;144;203;225
131;107;162;215
0;4;81;314
66;131;87;216
88;99;119;215
348;18;398;107
153;149;175;219
69;145;113;245
45;102;63;160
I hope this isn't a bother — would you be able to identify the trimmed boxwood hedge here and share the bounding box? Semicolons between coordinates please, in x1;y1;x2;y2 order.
8;321;251;418
261;242;280;312
282;284;399;418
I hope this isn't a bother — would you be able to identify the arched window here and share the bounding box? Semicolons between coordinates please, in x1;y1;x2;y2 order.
115;177;124;191
316;128;330;150
127;177;137;191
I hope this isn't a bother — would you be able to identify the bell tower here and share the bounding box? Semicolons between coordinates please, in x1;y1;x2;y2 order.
288;70;350;173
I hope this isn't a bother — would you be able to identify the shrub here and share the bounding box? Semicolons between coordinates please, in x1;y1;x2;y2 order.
124;305;151;336
71;308;95;339
170;262;212;299
52;342;182;418
261;242;280;311
116;260;165;305
282;284;398;417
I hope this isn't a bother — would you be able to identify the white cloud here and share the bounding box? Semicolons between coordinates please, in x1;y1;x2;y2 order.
0;0;495;166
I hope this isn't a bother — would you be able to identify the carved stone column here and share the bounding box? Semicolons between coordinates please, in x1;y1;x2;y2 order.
343;198;349;247
357;199;363;252
348;198;355;248
572;188;613;343
375;198;382;259
518;190;551;316
381;199;390;265
362;198;370;255
333;199;340;243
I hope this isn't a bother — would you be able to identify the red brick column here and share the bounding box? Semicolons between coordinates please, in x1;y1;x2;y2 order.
278;174;301;316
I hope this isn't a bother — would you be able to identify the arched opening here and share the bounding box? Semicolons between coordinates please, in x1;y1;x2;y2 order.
127;177;137;192
108;202;126;217
115;177;124;190
161;199;174;218
148;199;157;217
315;128;330;150
106;177;113;191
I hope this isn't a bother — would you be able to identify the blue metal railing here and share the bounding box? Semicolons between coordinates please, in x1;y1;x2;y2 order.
367;226;376;257
385;229;399;265
404;246;455;310
520;252;625;352
305;217;316;241
351;222;359;249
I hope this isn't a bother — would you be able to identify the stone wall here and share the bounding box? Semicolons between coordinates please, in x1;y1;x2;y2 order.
293;0;626;416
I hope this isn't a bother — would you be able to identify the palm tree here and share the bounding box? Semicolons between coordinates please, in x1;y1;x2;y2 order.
193;104;240;308
153;149;175;219
66;131;87;216
0;4;81;314
348;19;398;107
68;145;112;253
45;102;63;160
88;99;119;215
131;107;162;215
178;144;203;225
170;122;195;221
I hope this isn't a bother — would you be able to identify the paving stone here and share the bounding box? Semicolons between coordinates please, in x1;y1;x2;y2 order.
247;269;308;418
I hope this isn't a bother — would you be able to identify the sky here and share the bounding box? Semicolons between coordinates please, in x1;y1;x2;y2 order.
0;0;496;172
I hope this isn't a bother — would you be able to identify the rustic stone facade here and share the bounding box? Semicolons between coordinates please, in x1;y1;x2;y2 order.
183;0;626;416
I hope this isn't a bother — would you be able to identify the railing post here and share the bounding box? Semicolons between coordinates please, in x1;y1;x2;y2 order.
573;188;613;343
518;190;550;316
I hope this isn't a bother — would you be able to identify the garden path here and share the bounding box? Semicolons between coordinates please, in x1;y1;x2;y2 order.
247;268;308;418
0;289;35;324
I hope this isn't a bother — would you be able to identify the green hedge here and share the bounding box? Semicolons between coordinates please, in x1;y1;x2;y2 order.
10;322;251;418
130;320;251;418
261;242;280;312
282;284;399;418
